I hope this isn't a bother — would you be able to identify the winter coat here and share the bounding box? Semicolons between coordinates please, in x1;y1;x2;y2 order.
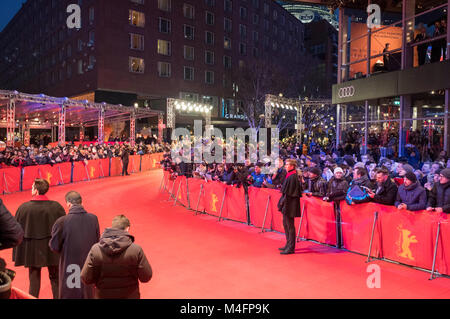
0;199;23;251
326;177;349;201
13;197;65;267
306;176;328;198
81;228;153;299
395;182;427;211
278;170;302;218
371;178;398;206
427;182;450;213
49;205;100;299
270;168;287;188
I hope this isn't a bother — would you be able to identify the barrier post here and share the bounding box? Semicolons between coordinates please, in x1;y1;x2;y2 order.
334;201;342;249
260;195;271;233
99;161;105;178
3;172;7;194
186;178;190;209
159;173;165;191
429;221;441;280
20;167;23;192
195;184;203;215
169;178;176;199
173;179;182;206
296;201;306;242
366;211;379;263
218;187;227;222
85;164;91;181
58;166;63;185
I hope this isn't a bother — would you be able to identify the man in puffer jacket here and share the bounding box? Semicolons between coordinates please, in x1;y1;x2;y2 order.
395;172;427;211
426;168;450;213
81;215;152;299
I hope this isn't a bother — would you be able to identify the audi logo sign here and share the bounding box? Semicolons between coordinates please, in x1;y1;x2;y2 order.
338;86;355;98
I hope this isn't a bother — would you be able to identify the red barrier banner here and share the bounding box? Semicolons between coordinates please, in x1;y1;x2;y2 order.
2;167;21;193
98;158;109;177
248;187;271;228
0;169;4;194
162;170;170;191
22;166;41;191
39;165;62;187
270;190;301;235
140;155;152;171
223;185;247;223
130;155;141;173
340;202;382;257
86;160;101;180
379;207;439;270
110;158;122;177
187;178;206;212
58;162;72;184
202;181;227;217
299;196;337;246
174;176;189;207
151;153;162;169
72;161;89;182
436;215;450;275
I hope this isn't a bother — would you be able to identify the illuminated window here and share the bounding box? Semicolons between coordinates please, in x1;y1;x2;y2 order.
129;10;145;27
158;39;171;56
130;33;144;50
129;57;145;73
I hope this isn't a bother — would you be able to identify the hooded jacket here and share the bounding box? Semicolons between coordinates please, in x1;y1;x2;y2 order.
80;228;152;299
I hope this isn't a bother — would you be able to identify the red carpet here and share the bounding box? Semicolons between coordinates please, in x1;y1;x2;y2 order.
2;170;450;298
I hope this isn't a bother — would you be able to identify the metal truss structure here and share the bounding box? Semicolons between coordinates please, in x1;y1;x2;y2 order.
0;90;162;145
264;94;332;142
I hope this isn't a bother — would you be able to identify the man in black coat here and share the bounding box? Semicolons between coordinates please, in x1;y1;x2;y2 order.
278;159;302;255
426;168;450;213
13;179;65;298
365;167;398;205
49;191;100;299
121;145;130;176
304;167;327;198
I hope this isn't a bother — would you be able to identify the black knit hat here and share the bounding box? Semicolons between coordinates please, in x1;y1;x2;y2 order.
310;167;322;177
441;168;450;179
404;171;417;183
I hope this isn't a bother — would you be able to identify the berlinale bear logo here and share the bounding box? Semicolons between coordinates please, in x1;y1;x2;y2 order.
396;226;418;261
46;172;52;185
211;194;219;212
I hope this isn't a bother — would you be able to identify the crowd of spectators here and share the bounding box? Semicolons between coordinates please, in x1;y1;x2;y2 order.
162;137;450;213
0;141;168;168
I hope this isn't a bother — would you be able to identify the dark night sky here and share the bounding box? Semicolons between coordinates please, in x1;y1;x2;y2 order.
0;0;26;32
